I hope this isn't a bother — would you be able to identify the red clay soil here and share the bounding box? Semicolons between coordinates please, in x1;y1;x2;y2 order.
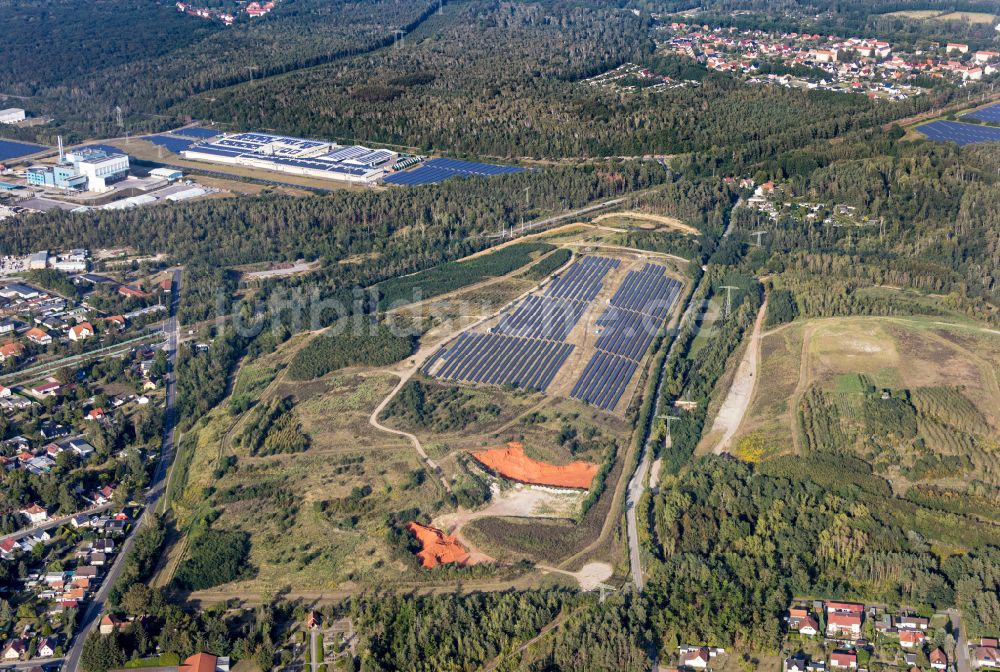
406;522;471;568
470;442;599;490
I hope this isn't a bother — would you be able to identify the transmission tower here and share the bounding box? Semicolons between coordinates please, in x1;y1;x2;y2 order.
719;285;739;318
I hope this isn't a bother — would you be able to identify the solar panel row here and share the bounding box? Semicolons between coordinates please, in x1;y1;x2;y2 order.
963;103;1000;124
569;351;638;411
570;263;682;411
918;120;1000;146
383;157;524;186
594;308;662;360
145;136;195;153
545;256;620;301
608;263;681;319
171;127;221;139
493;295;587;341
0;139;46;162
432;332;573;391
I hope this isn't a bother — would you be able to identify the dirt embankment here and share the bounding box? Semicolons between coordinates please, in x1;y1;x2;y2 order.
470;442;599;490
406;522;471;568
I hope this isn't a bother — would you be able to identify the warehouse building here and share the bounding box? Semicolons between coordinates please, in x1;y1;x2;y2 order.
181;132;397;183
0;109;25;125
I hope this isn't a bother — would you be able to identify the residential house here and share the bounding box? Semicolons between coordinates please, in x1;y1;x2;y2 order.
930;648;947;670
973;646;1000;668
826;612;862;639
89;551;107;566
99;614;124;635
91;539;115;553
85;407;106;422
679;647;710;669
0;341;24;362
829;651;857;669
104;315;126;330
20;503;47;524
117;285;149;299
0;538;18;560
70;515;91;529
68;321;95;341
0;385;11;398
2;639;26;660
785;655;808;672
178;652;231;672
39;421;68;439
69;438;95;458
899;629;926;648
26;327;52;346
75;565;100;580
36;637;56;658
91;485;114;504
896;615;929;630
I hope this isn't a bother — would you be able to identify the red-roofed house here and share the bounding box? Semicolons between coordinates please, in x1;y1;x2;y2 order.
930;648;947;670
179;652;230;672
973;646;1000;668
104;315;126;330
0;342;24;362
2;639;26;661
68;322;95;342
827;612;862;638
26;327;51;346
118;285;150;299
826;601;864;615
85;408;106;422
899;629;926;648
830;651;857;669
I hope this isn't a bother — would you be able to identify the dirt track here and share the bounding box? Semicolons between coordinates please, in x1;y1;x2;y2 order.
593;211;700;235
706;299;767;454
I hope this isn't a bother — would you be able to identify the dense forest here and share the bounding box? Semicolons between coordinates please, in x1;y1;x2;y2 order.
0;0;443;141
177;0;958;162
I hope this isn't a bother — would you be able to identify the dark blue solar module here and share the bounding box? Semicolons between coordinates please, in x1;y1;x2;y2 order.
570;351;638;411
171;127;221;139
963;104;1000;124
0;139;47;161
144;136;194;153
918;120;1000;146
383;157;524;186
493;295;587;341
569;263;682;411
545;256;619;301
430;333;573;392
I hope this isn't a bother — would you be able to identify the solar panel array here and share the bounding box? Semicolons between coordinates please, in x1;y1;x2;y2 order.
963;103;1000;124
171;127;221;139
918;120;1000;146
383;157;524;186
545;256;620;301
145;136;195;153
571;264;681;411
429;255;618;393
0;139;46;162
431;332;573;391
493;295;587;341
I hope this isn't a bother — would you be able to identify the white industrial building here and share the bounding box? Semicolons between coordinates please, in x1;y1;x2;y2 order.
181;132;397;183
65;149;130;192
0;108;25;124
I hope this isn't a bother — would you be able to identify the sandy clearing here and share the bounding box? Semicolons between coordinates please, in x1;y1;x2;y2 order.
536;561;613;591
706;300;767;454
594;211;700;235
471;443;599;489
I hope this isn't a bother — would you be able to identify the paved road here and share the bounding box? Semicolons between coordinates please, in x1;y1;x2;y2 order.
624;211;737;589
0;502;114;545
62;269;182;672
948;609;971;672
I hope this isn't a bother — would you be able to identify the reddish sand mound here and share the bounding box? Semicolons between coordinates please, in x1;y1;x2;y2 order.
406;522;470;568
470;442;599;490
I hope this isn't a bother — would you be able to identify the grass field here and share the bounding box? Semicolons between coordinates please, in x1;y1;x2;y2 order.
727;316;1000;492
884;9;996;23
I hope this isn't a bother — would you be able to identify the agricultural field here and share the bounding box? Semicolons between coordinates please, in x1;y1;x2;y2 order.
726;316;1000;494
884;9;997;23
